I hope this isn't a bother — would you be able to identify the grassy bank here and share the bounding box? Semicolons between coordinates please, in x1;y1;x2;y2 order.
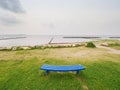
108;43;120;50
96;39;120;50
0;47;120;90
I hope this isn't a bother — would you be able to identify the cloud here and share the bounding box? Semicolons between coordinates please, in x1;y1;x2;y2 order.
0;0;25;13
0;0;25;25
0;14;20;25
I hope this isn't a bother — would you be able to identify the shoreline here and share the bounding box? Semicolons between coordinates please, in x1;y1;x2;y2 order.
0;42;86;51
0;39;119;51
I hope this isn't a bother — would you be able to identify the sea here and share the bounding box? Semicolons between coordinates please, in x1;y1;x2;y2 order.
0;35;120;47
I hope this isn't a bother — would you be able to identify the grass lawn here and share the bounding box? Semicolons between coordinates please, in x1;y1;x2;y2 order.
0;47;120;90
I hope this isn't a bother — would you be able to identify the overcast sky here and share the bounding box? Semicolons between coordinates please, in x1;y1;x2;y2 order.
0;0;120;35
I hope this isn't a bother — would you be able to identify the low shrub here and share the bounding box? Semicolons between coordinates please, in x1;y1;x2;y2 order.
86;42;96;48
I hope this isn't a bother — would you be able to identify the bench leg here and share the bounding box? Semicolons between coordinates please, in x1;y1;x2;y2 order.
76;70;79;75
46;70;49;75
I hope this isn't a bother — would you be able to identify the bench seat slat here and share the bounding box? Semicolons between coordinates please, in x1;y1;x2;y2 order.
40;64;85;74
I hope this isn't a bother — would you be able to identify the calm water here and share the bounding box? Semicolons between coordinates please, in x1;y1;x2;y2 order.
0;35;119;47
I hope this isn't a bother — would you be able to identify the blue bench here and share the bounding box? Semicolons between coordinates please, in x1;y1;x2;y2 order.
40;64;85;75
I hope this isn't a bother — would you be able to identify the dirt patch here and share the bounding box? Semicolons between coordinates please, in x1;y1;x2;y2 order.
97;46;120;54
82;85;89;90
77;76;89;90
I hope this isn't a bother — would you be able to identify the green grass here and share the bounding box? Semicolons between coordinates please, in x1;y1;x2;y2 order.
0;59;83;90
83;61;120;90
108;43;120;50
0;47;120;90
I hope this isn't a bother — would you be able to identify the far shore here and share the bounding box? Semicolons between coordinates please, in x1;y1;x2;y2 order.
0;42;85;51
0;39;119;51
0;37;26;40
63;36;101;39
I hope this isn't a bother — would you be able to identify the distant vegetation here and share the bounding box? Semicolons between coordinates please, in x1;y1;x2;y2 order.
86;42;96;48
0;43;85;51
